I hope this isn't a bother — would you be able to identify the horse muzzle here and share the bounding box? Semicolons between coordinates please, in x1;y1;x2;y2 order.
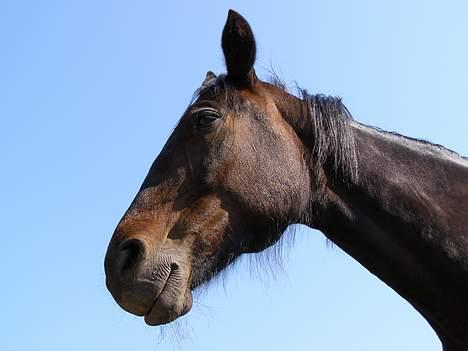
104;238;193;325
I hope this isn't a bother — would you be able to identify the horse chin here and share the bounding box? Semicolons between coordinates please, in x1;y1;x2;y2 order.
144;288;193;326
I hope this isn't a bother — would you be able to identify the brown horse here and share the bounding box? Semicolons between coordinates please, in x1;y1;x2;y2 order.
104;10;468;350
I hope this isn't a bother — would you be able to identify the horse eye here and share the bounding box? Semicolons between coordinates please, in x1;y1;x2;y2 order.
195;109;221;130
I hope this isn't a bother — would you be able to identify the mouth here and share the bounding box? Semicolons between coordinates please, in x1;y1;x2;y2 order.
143;263;193;326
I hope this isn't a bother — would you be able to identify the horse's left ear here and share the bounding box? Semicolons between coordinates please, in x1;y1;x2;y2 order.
202;71;217;88
222;10;257;85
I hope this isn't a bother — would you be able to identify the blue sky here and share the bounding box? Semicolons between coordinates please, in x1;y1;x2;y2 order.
2;1;467;350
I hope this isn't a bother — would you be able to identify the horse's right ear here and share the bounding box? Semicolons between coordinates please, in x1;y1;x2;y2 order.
221;10;257;85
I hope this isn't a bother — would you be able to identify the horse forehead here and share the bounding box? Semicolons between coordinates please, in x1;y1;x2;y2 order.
192;77;279;121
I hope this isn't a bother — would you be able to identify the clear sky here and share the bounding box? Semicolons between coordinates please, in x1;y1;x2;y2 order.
2;1;467;350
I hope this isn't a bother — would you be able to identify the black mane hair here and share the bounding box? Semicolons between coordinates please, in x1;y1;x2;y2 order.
298;90;359;183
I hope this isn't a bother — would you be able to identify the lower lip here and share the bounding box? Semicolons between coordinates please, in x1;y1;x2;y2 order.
143;289;193;326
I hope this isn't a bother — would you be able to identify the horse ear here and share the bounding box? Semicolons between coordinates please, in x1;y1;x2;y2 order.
202;71;217;88
222;10;257;85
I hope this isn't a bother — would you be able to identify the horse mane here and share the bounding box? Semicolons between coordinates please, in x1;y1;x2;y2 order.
268;76;359;183
367;126;468;162
299;90;359;183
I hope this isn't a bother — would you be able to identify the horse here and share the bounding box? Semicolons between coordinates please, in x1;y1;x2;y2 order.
104;10;468;350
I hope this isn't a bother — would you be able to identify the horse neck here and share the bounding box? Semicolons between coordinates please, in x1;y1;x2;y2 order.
279;93;468;349
315;121;468;269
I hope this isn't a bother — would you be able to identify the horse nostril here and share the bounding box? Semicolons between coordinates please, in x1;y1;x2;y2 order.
117;239;145;275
